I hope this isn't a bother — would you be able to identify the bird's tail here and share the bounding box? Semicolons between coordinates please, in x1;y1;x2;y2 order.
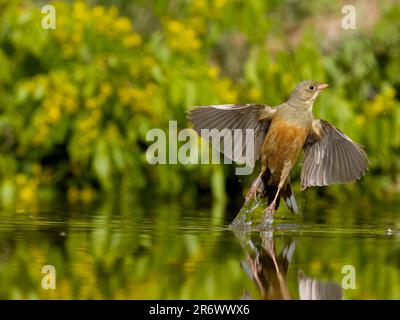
281;183;298;213
261;171;298;214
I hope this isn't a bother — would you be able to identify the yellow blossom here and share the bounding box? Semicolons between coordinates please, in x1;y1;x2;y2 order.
355;115;366;126
16;174;28;185
142;57;156;67
33;126;49;145
73;2;89;22
188;17;206;33
72;32;83;44
118;87;132;105
249;88;261;100
193;0;207;10
383;86;396;99
107;124;120;139
100;82;112;98
215;0;227;8
19;182;37;202
80;186;96;202
123;34;142;48
166;20;183;33
67;186;80;203
114;17;132;33
207;66;219;79
64;97;78;113
166;19;201;51
48;106;61;123
92;5;105;19
86;98;98;109
216;78;238;102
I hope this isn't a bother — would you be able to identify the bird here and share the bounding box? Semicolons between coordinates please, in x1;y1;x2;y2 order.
188;80;368;224
236;232;343;300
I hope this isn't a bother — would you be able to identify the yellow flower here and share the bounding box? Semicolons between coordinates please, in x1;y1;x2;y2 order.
33;126;49;145
107;125;119;139
100;82;112;98
19;182;37;202
166;20;184;33
142;57;156;67
92;5;105;19
165;19;201;51
383;86;396;99
123;34;142;48
64;97;78;113
216;78;238;102
67;186;80;203
193;0;207;10
249;88;261;100
63;44;76;58
355;115;366;126
16;174;27;185
118;87;132;105
80;186;96;202
86;98;98;109
72;32;83;44
207;66;219;79
188;17;206;33
215;0;227;8
48;106;61;123
73;1;89;21
369;94;385;116
114;17;132;33
77;111;101;132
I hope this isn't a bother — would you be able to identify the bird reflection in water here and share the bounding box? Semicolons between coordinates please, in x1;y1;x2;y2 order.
235;231;342;300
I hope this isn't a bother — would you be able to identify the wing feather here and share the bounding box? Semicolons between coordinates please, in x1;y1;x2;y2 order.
301;119;368;190
188;104;276;166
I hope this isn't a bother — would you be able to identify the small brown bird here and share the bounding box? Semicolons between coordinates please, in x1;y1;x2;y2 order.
237;233;343;300
188;80;368;223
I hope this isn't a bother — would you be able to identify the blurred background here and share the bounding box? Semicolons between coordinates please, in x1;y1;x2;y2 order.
0;0;399;300
0;0;399;207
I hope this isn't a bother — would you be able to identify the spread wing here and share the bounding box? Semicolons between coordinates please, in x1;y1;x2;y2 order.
187;104;275;166
301;119;368;190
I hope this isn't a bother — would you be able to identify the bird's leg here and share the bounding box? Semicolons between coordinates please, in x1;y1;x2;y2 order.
261;161;292;225
245;172;264;202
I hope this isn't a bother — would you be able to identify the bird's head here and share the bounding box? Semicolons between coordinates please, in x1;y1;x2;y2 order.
287;80;328;110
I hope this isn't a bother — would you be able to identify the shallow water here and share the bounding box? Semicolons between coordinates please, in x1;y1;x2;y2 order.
0;196;399;299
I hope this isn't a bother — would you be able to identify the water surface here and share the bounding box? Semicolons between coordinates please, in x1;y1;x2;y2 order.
0;196;399;299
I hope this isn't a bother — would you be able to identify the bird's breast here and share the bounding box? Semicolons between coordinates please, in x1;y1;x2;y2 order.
261;118;309;173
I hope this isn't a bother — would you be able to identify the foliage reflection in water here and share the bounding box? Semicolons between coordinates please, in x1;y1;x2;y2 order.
0;196;399;299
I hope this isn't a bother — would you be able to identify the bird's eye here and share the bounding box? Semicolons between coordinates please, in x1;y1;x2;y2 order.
308;85;315;91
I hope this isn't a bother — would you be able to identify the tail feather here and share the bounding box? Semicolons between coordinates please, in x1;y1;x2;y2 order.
281;184;298;214
249;171;298;214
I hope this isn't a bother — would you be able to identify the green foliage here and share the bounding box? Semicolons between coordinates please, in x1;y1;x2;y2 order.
0;0;399;204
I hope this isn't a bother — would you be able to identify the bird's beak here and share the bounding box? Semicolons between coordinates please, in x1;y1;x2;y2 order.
317;83;329;91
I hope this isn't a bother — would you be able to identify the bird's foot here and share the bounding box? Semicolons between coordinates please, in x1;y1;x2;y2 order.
245;174;265;202
245;185;263;202
261;202;276;227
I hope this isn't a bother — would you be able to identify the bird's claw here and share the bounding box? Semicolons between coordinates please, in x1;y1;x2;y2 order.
245;186;263;202
261;202;276;226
